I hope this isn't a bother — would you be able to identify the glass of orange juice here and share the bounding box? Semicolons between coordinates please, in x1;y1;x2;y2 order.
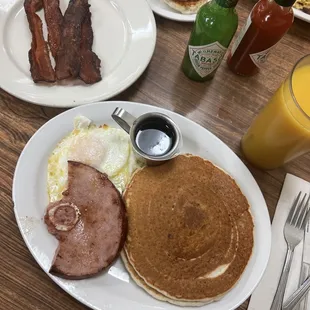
241;54;310;170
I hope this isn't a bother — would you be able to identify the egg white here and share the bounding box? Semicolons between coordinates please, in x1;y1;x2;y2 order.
47;116;143;202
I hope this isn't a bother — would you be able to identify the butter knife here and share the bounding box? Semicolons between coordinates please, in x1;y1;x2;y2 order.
299;220;310;310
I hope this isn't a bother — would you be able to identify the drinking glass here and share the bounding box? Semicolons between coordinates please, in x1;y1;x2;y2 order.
241;54;310;170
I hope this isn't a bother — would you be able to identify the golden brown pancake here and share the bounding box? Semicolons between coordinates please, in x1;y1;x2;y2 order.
164;0;208;14
121;250;209;306
122;154;254;305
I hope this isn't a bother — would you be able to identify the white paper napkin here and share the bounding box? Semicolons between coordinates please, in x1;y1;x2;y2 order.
248;173;310;310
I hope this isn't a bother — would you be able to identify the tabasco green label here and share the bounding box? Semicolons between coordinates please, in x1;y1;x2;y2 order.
188;42;227;78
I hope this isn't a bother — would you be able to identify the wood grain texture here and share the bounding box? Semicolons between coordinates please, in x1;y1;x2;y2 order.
1;0;310;309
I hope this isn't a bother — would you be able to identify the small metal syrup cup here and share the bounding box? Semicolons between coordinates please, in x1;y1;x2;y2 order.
112;107;182;166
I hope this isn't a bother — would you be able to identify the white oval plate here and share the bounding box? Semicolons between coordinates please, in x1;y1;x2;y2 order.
0;0;156;107
13;101;271;310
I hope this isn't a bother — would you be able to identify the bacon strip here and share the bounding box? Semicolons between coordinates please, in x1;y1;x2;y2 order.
24;0;56;83
42;0;63;59
55;0;88;80
79;6;102;84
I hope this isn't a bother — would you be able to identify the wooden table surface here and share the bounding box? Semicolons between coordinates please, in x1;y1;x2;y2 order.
1;1;310;309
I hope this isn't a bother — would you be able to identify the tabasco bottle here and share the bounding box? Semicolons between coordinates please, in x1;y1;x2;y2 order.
227;0;294;76
181;0;239;82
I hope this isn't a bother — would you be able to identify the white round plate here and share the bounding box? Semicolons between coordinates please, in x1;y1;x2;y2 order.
147;0;196;22
293;8;310;23
13;101;271;310
0;1;156;107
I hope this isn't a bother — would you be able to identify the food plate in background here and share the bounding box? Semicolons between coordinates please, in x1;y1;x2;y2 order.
0;0;156;107
147;0;197;22
147;0;310;23
13;101;271;310
293;8;310;23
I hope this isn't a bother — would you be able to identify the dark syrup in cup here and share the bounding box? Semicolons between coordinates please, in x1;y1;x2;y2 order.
112;108;182;166
135;117;177;157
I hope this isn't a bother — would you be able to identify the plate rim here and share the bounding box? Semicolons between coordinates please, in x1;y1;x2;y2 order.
0;0;157;107
13;100;271;310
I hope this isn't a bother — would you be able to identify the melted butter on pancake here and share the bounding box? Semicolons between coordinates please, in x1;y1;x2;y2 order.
204;264;231;279
122;154;254;306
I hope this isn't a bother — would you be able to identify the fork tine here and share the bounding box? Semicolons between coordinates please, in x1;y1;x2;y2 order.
301;195;310;229
288;192;302;224
272;192;307;310
297;194;310;229
292;193;307;226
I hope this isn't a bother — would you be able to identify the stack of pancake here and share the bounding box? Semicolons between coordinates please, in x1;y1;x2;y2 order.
121;154;254;306
164;0;208;14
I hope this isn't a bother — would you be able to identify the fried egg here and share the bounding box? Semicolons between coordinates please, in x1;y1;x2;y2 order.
47;116;143;202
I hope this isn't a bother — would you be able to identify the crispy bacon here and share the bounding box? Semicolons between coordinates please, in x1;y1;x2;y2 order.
24;0;56;83
42;0;63;59
24;0;42;15
55;0;88;80
79;6;102;84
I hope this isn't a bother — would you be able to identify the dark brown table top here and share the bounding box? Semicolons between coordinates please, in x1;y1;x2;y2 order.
1;1;310;309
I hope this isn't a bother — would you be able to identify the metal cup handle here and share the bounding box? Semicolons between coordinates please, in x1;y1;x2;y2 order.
112;108;137;134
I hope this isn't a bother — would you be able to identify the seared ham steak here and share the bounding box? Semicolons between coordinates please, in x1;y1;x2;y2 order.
45;161;127;279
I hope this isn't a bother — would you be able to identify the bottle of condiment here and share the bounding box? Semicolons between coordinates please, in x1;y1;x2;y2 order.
181;0;239;82
227;0;294;76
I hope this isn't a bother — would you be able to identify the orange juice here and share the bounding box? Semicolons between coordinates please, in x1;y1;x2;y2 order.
241;55;310;170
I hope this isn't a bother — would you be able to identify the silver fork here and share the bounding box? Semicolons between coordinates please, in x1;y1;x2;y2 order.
270;192;310;310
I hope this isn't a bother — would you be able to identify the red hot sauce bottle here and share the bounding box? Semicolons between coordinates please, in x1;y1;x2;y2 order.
227;0;294;76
